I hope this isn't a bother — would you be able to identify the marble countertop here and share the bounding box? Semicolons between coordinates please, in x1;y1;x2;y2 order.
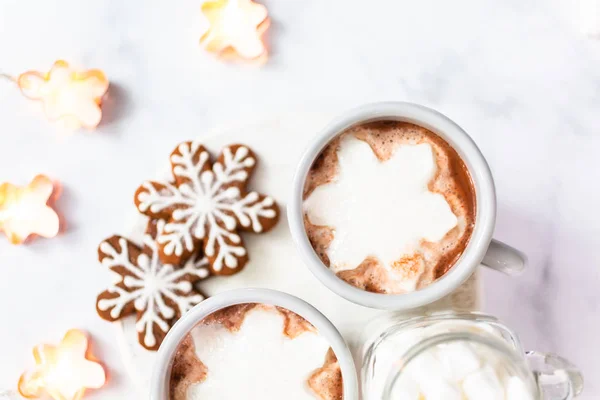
0;0;598;398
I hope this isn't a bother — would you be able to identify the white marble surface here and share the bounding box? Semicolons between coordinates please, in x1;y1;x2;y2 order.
0;0;598;398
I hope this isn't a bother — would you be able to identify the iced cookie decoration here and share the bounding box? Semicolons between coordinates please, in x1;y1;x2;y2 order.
18;329;106;400
135;142;279;276
200;0;270;61
96;220;210;351
0;175;59;244
17;60;109;130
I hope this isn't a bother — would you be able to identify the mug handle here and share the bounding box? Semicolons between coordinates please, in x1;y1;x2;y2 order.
481;239;527;275
526;351;584;399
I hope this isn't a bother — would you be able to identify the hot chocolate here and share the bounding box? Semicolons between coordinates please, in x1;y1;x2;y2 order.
303;121;476;294
169;303;343;400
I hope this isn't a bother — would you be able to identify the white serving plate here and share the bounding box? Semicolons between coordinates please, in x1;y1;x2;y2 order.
111;113;481;397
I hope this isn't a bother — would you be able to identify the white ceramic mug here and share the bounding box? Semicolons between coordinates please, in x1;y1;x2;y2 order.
288;102;527;310
150;288;359;400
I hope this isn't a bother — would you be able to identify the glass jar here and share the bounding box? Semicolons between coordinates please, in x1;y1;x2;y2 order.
359;312;583;400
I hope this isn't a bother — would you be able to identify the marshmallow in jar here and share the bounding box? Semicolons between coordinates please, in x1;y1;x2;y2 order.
359;313;583;400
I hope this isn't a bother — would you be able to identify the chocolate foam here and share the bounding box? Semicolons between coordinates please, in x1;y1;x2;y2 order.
304;121;476;294
169;335;207;400
169;303;343;400
308;348;344;400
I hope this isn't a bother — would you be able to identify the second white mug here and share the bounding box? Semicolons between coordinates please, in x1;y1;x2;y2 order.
150;288;359;400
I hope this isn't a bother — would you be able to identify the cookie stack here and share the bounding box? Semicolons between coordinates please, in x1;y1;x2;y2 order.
95;142;279;350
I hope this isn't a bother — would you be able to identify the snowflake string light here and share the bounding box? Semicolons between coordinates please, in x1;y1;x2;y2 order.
134;142;280;275
17;60;109;130
96;221;209;351
200;0;270;61
18;329;106;400
0;175;59;244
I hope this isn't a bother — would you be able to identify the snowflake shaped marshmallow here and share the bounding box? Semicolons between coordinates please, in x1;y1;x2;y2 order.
134;142;280;275
304;136;457;279
96;221;209;351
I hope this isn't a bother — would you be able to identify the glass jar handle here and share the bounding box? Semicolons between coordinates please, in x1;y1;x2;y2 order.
526;351;584;399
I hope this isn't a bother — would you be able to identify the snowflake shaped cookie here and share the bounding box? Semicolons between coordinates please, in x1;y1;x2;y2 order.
134;142;280;275
96;221;209;351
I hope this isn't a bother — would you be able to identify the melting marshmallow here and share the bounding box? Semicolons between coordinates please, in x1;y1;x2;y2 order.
185;307;331;400
304;136;457;291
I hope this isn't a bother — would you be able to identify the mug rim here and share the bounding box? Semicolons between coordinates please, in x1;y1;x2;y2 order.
287;101;496;310
150;288;359;400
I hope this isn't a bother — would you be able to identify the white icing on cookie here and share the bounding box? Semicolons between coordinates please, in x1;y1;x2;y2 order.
97;221;209;349
137;143;277;272
304;135;457;291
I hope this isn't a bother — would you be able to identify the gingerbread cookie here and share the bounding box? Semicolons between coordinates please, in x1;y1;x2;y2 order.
96;220;209;351
134;142;280;275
